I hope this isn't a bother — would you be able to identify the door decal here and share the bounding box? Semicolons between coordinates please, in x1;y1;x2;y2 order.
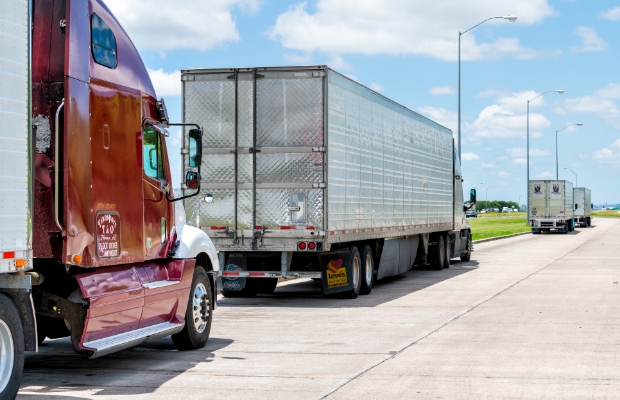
96;212;121;258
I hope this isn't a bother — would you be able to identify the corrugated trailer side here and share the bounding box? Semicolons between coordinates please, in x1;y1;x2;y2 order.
182;66;471;299
0;0;32;272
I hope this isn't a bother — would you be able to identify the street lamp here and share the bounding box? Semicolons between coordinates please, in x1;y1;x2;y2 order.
564;167;577;187
486;186;494;205
526;89;564;225
474;182;483;189
556;123;583;179
458;15;517;160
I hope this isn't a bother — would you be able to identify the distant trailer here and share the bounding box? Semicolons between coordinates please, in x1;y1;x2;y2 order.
529;180;574;234
573;187;592;227
182;66;473;299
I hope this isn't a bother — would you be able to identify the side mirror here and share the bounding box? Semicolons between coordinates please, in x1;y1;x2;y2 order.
470;189;476;204
185;171;200;189
188;129;202;168
463;205;468;212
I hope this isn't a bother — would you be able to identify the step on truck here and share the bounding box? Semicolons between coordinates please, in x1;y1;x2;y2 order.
573;187;592;227
181;66;473;299
530;180;575;234
0;0;218;397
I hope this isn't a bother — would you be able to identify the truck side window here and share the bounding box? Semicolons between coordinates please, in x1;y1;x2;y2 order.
143;126;164;180
91;14;117;69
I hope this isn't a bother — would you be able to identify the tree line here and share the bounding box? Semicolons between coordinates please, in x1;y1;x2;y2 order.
474;200;520;210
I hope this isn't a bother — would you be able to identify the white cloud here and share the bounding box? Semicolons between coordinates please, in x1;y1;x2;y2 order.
571;26;607;53
461;152;480;161
330;55;353;71
268;0;557;62
284;52;314;64
481;162;496;168
430;85;455;95
418;106;457;133
105;0;259;52
563;95;620;127
498;171;510;178
599;6;620;21
512;158;527;166
506;147;550;157
536;171;553;178
612;139;620;148
468;90;552;139
593;139;620;166
370;83;384;92
147;68;181;97
594;83;620;99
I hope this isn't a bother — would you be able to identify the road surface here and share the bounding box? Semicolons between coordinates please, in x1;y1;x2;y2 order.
19;218;620;399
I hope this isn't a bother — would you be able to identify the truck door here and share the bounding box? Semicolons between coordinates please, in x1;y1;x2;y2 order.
142;123;171;259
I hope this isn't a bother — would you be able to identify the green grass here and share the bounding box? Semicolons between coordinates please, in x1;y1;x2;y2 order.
469;214;530;241
592;210;620;218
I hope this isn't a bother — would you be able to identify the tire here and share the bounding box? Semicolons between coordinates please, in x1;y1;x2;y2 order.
443;234;451;269
460;232;472;262
172;267;213;350
342;246;362;299
587;218;591;227
0;293;24;400
360;245;374;295
431;235;445;270
532;229;540;234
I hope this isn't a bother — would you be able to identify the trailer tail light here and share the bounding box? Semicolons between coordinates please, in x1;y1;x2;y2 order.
306;226;316;230
308;242;316;250
298;242;307;250
3;252;15;259
210;226;226;230
280;226;295;230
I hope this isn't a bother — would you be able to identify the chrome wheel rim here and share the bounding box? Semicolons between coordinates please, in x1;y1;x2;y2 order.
192;283;210;334
364;253;373;286
352;255;360;289
0;320;14;393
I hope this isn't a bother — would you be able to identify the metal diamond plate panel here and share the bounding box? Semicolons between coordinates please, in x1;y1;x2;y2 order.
257;78;323;147
256;153;323;183
256;189;323;229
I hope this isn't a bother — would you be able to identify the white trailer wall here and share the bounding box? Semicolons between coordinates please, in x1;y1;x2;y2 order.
0;0;30;268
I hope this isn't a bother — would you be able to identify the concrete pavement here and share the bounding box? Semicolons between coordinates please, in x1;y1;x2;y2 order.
18;218;620;399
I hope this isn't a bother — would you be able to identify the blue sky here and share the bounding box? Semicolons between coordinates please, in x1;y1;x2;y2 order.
107;0;620;205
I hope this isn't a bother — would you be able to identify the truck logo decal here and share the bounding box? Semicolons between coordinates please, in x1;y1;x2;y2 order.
326;259;348;289
222;281;241;290
96;212;121;258
552;184;561;195
534;185;542;195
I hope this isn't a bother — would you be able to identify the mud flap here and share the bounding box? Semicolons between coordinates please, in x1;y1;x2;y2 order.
320;249;352;295
221;255;247;292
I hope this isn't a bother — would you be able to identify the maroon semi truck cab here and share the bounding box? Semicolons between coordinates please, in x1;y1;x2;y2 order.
28;0;219;358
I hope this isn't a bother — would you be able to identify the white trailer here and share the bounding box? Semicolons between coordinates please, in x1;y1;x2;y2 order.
182;66;473;299
573;187;592;227
530;180;575;234
0;0;36;398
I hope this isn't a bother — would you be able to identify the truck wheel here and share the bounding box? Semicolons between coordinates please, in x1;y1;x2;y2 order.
360;245;374;295
460;232;472;262
172;267;212;350
432;235;445;270
443;234;451;269
342;246;362;299
587;217;591;227
0;293;24;400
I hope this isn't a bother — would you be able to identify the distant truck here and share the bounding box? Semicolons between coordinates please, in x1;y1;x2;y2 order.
530;180;574;234
181;66;474;299
0;1;218;398
573;187;592;227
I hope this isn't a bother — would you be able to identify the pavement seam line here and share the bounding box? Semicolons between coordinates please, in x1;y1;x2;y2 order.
322;220;618;399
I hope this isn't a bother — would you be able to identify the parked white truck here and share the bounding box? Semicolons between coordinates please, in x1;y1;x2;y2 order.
530;180;575;234
181;66;473;298
573;187;592;227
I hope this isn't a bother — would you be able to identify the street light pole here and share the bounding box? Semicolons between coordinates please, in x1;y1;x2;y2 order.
486;186;494;205
556;123;583;179
458;15;516;161
526;89;564;225
474;182;483;189
564;167;578;187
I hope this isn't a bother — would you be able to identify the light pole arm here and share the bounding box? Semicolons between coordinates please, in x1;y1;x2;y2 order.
460;17;503;35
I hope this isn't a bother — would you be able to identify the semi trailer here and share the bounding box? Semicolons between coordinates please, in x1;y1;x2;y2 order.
530;180;575;234
573;187;592;227
0;1;218;398
181;66;473;299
